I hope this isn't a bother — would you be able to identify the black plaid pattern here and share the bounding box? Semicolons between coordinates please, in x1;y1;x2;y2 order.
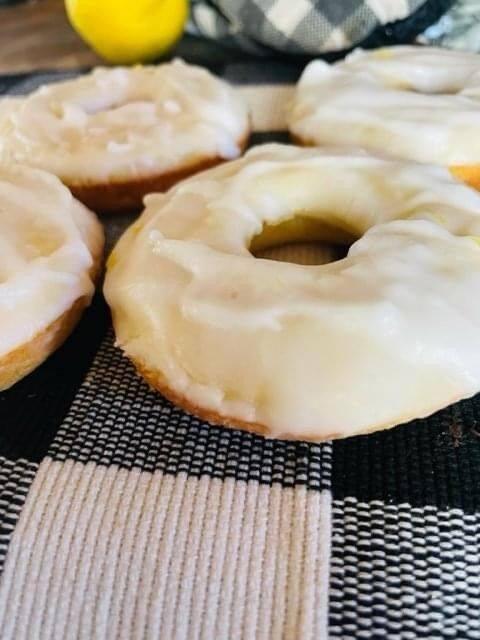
333;396;480;513
49;330;331;490
330;498;480;639
0;457;37;572
189;0;433;54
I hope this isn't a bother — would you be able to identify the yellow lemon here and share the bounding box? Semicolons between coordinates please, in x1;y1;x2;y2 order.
65;0;188;64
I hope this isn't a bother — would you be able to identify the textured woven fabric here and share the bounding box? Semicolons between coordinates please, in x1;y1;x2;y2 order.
330;499;480;639
420;0;480;51
1;51;480;638
0;458;37;572
0;463;331;640
188;0;452;54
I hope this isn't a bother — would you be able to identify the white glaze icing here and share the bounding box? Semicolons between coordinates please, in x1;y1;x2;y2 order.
0;164;103;365
104;144;480;440
0;60;249;184
289;46;480;166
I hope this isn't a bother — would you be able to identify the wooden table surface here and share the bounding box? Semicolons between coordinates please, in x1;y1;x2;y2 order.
0;0;102;74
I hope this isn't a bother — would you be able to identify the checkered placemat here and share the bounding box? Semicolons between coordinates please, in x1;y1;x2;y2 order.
0;52;479;640
188;0;454;55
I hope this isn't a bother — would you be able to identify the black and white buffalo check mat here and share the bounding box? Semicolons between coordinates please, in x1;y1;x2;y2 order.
0;46;480;640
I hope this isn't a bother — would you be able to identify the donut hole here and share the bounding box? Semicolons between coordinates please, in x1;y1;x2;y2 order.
250;216;354;265
17;223;64;261
0;224;63;284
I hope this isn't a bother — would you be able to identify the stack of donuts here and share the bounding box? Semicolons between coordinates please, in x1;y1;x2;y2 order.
3;47;480;442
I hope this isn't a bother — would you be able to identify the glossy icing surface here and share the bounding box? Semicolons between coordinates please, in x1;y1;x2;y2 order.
0;61;249;183
290;46;480;166
105;144;480;439
0;164;103;358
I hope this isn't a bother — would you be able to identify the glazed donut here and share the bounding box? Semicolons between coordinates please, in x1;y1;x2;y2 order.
0;164;103;390
104;144;480;442
0;60;249;212
289;46;480;190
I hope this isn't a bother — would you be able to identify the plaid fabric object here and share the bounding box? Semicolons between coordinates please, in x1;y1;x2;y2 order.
188;0;451;55
1;53;480;639
420;0;480;51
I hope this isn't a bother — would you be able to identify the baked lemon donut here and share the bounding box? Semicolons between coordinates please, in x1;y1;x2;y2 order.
0;61;249;213
289;46;480;190
0;165;103;390
104;144;480;442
